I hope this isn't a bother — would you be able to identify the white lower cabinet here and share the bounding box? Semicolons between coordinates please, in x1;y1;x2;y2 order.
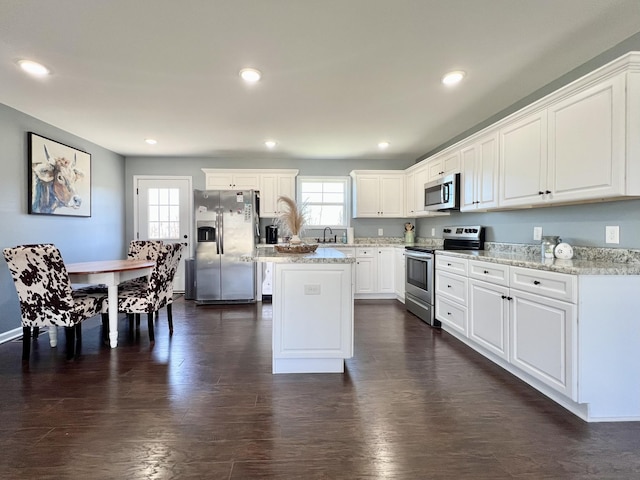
435;256;469;336
509;290;576;399
468;278;510;361
438;254;577;402
393;247;405;301
355;248;375;294
435;296;466;336
436;252;640;421
377;247;395;294
354;247;396;298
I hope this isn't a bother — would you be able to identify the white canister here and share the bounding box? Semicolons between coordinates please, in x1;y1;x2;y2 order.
346;227;354;244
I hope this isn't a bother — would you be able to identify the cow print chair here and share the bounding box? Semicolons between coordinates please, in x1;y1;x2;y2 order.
101;242;183;343
2;244;106;363
159;243;185;334
122;240;169;331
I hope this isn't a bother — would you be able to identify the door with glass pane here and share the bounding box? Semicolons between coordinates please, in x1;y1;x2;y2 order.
135;177;192;291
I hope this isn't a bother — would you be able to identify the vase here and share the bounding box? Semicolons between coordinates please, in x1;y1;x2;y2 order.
290;234;302;245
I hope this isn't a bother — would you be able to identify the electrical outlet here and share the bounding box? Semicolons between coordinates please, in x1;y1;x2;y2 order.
533;227;542;241
378;228;383;236
431;228;435;236
606;225;620;244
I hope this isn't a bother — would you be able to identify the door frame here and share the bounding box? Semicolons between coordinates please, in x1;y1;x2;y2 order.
132;174;194;257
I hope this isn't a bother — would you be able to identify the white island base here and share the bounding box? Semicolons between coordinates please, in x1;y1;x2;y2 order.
243;247;355;374
272;262;353;373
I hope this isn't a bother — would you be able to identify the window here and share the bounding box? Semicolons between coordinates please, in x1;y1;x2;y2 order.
297;177;350;227
147;187;180;239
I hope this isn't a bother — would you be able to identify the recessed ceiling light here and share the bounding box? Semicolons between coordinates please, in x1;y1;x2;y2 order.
240;68;261;83
17;59;51;77
442;70;466;86
145;138;157;145
378;141;390;150
265;140;277;149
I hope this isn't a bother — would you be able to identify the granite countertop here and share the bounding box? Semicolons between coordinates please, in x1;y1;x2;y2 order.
257;241;425;249
437;250;640;275
242;247;355;264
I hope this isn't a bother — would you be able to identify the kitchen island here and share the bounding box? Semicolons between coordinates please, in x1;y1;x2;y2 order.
242;247;355;374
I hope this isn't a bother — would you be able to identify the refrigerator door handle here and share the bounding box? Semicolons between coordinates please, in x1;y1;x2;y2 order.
219;207;224;255
215;210;221;255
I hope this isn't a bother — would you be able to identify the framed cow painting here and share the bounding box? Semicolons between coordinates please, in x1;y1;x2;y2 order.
28;132;91;217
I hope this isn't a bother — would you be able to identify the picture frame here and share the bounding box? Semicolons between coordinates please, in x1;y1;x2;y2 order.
28;132;91;217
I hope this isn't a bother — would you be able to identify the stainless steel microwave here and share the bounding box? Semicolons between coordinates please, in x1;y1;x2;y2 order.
424;173;460;211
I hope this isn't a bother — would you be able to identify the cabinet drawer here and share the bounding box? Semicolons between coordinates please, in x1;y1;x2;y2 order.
510;266;577;303
436;296;467;337
436;271;468;305
356;248;374;258
436;255;468;275
469;260;509;286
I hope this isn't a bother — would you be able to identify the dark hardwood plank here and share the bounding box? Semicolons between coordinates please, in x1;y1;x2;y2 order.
0;298;639;479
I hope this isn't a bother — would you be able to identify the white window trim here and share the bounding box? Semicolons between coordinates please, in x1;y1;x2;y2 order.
296;176;351;228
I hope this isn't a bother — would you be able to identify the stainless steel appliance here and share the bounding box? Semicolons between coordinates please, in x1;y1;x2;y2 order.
405;225;484;326
194;189;260;304
424;173;460;211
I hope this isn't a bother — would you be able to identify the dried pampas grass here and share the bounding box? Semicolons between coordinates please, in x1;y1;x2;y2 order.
277;195;305;236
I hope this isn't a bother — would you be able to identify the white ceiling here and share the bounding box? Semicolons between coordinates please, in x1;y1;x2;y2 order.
1;0;639;162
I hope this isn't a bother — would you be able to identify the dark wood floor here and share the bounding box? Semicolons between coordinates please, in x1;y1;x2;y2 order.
1;299;639;479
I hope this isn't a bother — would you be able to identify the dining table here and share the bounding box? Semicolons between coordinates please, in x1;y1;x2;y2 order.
66;259;155;348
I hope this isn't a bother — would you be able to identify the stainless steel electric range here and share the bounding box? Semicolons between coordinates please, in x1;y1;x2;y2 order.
405;226;485;326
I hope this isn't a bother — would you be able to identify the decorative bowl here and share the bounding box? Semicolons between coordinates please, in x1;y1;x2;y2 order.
275;244;319;254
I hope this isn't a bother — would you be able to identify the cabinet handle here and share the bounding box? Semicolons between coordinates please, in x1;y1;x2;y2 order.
545;190;551;194
447;263;452;266
501;295;507;299
447;285;452;288
538;191;544;195
533;280;541;285
507;296;513;301
447;312;452;315
483;270;489;274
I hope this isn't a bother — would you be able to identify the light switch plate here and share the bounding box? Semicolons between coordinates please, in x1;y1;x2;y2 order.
606;225;620;244
378;228;383;236
431;228;436;236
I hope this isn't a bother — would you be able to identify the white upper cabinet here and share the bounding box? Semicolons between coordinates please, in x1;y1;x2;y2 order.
407;53;640;212
351;171;405;218
203;170;261;190
426;151;460;183
500;70;629;209
404;163;429;216
260;170;298;217
499;110;548;208
202;169;298;218
547;74;625;203
460;131;499;211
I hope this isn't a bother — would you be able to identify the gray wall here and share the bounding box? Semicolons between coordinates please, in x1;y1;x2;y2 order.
415;199;640;248
416;32;640;249
0;104;126;336
124;157;415;241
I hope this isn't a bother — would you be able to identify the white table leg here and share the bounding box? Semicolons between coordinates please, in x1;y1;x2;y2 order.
108;285;119;348
49;326;57;347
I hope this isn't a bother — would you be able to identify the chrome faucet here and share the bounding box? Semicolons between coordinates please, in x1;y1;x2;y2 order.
323;227;333;243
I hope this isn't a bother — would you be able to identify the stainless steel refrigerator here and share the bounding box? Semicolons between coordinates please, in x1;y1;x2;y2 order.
194;189;259;303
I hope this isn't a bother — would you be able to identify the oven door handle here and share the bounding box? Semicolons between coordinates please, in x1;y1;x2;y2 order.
405;252;433;260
